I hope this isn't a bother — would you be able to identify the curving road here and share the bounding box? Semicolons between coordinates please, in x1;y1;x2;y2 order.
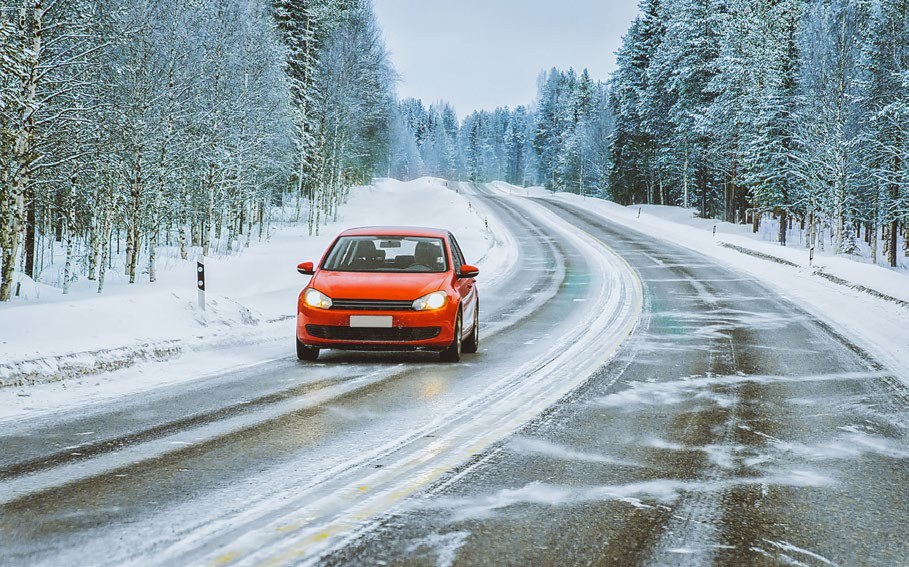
322;189;909;566
0;185;639;565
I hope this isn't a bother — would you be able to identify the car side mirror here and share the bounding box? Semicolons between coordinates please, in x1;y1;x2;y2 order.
297;262;315;275
458;265;479;278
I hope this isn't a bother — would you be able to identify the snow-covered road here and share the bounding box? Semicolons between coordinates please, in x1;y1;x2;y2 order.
0;183;641;565
323;191;909;566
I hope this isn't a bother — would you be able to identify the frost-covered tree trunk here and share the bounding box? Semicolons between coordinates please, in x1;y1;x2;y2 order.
125;153;144;284
97;221;110;294
682;154;690;209
148;172;163;282
778;210;788;247
61;173;76;294
148;39;178;283
0;0;43;301
87;212;98;281
179;185;188;261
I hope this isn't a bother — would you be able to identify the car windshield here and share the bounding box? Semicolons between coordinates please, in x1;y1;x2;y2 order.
322;236;448;273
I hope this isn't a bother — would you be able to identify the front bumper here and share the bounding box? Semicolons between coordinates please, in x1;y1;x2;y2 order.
297;303;456;350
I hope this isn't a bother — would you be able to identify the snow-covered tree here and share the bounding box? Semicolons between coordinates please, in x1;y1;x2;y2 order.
858;0;909;266
0;0;396;301
794;0;866;253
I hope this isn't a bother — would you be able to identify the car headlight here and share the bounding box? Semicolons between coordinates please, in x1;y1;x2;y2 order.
304;288;333;309
412;291;448;311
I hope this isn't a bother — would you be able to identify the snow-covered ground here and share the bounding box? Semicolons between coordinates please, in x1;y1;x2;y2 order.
0;178;515;408
490;181;909;386
631;204;908;302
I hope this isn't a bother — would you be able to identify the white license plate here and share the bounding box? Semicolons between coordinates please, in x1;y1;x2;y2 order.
349;315;393;328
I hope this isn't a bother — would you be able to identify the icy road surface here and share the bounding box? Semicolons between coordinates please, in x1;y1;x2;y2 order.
1;184;907;566
0;185;640;565
323;190;909;566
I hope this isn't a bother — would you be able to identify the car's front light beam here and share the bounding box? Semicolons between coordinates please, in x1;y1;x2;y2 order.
412;291;448;311
304;288;333;309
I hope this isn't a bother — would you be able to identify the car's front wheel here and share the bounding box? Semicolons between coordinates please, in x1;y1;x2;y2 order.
462;303;479;354
296;337;319;361
439;311;462;362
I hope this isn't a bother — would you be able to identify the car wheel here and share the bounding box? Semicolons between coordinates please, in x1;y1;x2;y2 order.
296;337;319;361
462;304;479;354
439;311;462;362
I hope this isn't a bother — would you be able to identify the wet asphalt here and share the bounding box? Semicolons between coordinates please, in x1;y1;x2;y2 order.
1;189;907;566
323;197;909;566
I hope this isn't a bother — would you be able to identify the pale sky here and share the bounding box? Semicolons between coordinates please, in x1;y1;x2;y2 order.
372;0;641;117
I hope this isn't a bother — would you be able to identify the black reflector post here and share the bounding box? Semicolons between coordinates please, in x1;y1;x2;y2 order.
197;258;206;311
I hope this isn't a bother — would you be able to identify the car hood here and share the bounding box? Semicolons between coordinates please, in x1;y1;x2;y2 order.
311;271;450;301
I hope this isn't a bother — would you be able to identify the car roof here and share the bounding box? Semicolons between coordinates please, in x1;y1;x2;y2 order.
339;226;450;238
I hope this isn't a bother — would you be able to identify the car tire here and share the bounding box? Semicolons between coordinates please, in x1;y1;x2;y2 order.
296;337;319;361
462;304;479;354
439;311;462;362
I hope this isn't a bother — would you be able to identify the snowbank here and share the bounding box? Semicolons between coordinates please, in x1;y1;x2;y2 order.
631;204;909;303
0;178;513;388
506;183;909;385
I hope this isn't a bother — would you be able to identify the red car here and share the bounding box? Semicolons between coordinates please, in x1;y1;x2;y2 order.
295;227;480;362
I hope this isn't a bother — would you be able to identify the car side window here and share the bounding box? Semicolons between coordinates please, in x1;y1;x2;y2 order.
449;235;466;270
448;236;462;272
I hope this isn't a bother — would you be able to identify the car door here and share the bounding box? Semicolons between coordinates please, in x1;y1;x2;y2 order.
448;234;476;331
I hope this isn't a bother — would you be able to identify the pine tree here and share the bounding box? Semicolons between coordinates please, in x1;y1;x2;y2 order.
647;0;724;216
708;0;758;222
608;17;648;204
534;68;566;189
859;0;909;267
794;0;866;253
739;0;806;244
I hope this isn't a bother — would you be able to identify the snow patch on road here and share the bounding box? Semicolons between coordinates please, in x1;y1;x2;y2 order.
425;471;833;521
769;431;909;462
763;539;836;566
595;371;889;412
508;437;637;466
404;530;470;567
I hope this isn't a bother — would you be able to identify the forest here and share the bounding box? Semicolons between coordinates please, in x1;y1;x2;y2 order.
386;69;613;196
2;0;907;303
607;0;909;266
0;0;394;301
391;0;908;268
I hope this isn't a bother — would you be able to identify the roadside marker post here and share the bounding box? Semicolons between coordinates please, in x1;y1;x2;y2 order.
809;227;816;267
197;257;206;311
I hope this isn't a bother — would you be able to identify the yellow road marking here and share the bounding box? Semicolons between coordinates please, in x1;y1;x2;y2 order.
210;552;237;566
275;524;299;533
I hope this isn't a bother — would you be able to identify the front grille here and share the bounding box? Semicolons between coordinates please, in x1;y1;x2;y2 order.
330;299;414;311
306;325;440;342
